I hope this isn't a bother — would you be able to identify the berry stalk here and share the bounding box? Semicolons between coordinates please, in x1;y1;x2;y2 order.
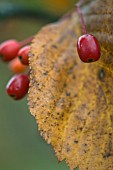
20;36;34;47
76;0;87;34
0;35;34;62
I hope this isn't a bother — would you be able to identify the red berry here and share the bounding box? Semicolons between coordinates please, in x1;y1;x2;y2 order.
8;57;27;73
77;34;101;63
6;74;29;100
18;46;30;65
0;39;21;61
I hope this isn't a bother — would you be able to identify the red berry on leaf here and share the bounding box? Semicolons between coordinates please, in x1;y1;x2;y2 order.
0;39;21;62
6;74;29;100
77;34;101;63
76;1;101;63
18;45;30;65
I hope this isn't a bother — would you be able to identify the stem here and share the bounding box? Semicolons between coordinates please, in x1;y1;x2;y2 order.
20;36;34;47
76;1;87;34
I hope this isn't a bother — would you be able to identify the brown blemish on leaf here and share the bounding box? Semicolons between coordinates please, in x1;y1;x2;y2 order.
28;0;113;170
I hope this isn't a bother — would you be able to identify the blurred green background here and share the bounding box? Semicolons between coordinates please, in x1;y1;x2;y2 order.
0;0;78;170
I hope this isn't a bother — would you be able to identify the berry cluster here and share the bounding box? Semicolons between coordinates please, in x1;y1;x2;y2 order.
0;37;32;100
0;0;101;101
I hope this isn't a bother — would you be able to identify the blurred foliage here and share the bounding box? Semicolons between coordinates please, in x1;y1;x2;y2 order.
0;0;78;170
0;17;46;42
0;0;76;16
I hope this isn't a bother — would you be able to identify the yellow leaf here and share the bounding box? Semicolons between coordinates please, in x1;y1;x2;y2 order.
28;0;113;169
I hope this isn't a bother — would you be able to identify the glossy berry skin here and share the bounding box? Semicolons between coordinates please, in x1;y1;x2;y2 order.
6;74;29;100
0;39;21;62
77;34;101;63
18;46;30;65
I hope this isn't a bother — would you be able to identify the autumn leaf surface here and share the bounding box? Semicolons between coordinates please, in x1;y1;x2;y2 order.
28;0;113;169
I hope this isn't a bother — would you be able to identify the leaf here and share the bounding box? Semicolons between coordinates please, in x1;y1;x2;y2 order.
28;0;113;169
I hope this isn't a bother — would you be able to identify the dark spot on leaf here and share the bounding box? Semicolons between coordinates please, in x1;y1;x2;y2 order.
43;71;48;76
103;153;112;158
52;44;58;49
42;44;45;48
66;92;71;96
84;143;87;146
98;69;105;80
87;112;90;115
79;127;83;131
66;147;70;152
73;75;76;79
74;140;78;144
